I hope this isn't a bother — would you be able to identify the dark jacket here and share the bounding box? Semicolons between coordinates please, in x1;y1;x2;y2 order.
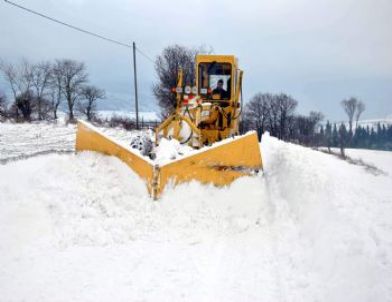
212;87;229;99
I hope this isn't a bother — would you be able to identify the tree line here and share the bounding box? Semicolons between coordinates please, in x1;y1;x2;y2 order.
322;121;392;152
319;99;392;153
241;92;325;146
0;59;105;122
243;94;391;152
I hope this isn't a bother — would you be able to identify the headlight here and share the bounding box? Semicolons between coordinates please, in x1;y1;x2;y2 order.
192;86;198;94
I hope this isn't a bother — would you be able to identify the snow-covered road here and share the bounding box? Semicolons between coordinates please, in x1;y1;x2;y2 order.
0;123;391;301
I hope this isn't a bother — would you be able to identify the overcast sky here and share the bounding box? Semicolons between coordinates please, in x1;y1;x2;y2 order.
1;0;391;121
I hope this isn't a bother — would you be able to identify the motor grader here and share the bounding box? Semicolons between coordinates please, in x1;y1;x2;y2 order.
75;54;263;199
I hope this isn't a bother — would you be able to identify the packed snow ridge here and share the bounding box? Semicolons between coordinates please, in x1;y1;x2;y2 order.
0;122;392;302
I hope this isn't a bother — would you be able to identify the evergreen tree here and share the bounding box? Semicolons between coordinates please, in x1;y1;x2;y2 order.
365;126;371;148
370;127;377;149
325;121;332;152
332;123;339;147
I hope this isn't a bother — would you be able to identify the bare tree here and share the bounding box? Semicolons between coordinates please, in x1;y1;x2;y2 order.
242;92;298;140
309;111;324;126
31;61;52;120
0;59;34;120
276;93;298;140
0;59;34;98
77;85;105;121
0;90;7;120
309;111;324;146
15;90;35;121
153;45;201;117
341;97;359;136
267;97;280;137
341;97;367;149
49;63;64;120
338;123;348;158
355;101;366;130
291;111;323;146
55;59;88;121
0;60;19;101
244;93;271;139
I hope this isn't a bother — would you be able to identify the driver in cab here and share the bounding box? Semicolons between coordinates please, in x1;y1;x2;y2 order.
212;79;229;99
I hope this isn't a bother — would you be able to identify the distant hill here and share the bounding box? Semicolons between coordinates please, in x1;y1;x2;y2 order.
96;110;160;122
355;116;392;128
328;115;392;129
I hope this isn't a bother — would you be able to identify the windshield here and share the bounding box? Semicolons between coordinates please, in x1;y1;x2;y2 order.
198;62;232;100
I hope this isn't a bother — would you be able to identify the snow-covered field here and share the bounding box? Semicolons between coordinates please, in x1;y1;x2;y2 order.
0;122;142;163
0;122;392;302
0;122;76;162
344;148;392;176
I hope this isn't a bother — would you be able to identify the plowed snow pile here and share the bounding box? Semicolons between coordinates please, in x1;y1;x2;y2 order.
0;130;392;301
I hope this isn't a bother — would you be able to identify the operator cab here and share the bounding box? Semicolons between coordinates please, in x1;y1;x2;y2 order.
198;62;231;100
196;55;238;106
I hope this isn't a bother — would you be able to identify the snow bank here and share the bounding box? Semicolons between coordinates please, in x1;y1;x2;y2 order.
0;129;392;301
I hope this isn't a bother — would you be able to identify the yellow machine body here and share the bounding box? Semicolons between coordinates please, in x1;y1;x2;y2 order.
156;55;244;147
75;54;263;199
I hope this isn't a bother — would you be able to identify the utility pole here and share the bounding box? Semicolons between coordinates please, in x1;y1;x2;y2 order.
132;41;139;129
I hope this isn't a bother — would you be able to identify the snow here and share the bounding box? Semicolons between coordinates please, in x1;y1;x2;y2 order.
0;122;76;162
0;119;258;166
344;148;392;176
355;117;392;128
86;121;258;166
1;123;392;301
154;137;193;164
153;131;259;166
331;116;392;131
97;110;160;122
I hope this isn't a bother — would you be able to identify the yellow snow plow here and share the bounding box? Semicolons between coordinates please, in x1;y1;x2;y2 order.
76;54;263;199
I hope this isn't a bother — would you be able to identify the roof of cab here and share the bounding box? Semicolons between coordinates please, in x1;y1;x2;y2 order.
195;54;237;65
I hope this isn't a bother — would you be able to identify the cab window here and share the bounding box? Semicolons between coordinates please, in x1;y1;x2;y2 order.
198;62;232;100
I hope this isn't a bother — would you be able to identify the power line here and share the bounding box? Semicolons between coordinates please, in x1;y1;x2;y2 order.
3;0;156;64
3;0;132;49
136;47;155;64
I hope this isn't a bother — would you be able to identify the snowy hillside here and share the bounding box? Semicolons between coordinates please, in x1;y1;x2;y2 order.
356;116;392;128
97;110;160;122
335;115;392;129
0;123;392;301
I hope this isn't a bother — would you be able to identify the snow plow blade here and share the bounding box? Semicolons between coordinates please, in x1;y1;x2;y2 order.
75;121;262;199
75;121;156;194
157;132;263;196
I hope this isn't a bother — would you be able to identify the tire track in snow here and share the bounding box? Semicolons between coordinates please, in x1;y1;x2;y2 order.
0;150;74;165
